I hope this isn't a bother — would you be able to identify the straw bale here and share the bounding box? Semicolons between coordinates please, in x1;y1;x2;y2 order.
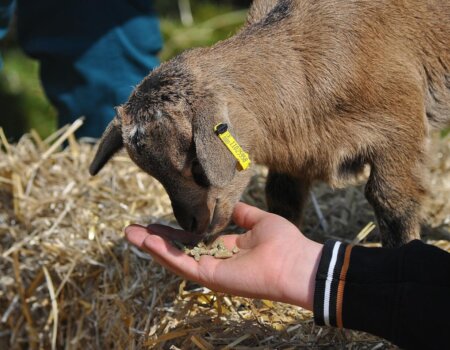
0;123;448;349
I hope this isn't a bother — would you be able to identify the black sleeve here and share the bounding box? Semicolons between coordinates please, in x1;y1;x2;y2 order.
313;240;450;350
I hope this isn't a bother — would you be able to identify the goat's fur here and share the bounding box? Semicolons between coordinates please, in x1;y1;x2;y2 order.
90;0;450;248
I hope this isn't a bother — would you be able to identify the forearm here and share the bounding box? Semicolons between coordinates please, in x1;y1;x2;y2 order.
313;240;450;349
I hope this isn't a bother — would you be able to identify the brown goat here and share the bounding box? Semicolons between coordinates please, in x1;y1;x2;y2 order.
90;0;450;248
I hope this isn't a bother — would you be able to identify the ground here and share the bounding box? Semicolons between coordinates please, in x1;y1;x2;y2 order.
0;126;448;349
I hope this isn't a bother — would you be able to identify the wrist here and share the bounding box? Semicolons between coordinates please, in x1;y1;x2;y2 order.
280;236;323;310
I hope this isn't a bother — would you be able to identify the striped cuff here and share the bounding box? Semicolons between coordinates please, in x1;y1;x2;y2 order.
314;240;353;328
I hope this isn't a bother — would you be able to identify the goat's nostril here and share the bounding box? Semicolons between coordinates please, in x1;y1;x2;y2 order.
189;217;198;233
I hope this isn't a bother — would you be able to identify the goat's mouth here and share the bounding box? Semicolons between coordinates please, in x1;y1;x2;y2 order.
169;198;229;245
207;198;220;233
183;201;222;245
203;197;233;243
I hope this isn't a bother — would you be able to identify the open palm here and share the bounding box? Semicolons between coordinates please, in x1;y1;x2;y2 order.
125;202;322;310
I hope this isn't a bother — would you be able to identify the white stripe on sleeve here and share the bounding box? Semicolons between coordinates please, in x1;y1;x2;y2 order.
323;241;341;326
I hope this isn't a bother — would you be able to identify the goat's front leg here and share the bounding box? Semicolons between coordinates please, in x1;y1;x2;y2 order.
365;145;426;248
265;171;311;227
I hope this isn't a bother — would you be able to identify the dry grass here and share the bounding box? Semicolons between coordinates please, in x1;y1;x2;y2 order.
0;121;449;349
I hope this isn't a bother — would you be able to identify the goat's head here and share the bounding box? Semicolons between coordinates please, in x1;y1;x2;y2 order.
89;58;252;241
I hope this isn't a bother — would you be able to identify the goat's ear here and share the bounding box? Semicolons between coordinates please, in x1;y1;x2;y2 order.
89;117;123;176
193;109;237;188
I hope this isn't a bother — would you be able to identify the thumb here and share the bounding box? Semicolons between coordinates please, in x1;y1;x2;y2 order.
232;202;269;230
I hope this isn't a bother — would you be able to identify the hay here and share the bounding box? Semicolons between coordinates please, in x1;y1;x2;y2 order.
0;121;449;349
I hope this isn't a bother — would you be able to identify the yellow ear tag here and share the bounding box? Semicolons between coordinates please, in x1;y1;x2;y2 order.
214;123;251;171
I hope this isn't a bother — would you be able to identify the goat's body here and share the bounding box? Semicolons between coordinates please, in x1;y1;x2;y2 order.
188;0;450;246
92;0;450;247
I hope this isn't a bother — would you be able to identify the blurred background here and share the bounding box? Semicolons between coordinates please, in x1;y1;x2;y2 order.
0;0;252;141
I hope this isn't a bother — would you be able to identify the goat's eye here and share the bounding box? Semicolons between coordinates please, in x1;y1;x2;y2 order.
191;159;210;188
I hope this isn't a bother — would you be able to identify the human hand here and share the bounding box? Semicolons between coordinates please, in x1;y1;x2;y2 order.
125;202;323;310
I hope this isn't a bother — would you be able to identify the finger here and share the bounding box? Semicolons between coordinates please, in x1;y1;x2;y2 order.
125;225;202;281
232;202;269;230
147;224;202;245
125;224;150;248
126;226;260;297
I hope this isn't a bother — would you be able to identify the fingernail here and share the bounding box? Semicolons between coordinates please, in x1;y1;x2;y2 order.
124;226;148;247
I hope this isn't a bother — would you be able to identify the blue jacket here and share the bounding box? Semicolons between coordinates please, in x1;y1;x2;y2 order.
2;0;163;137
